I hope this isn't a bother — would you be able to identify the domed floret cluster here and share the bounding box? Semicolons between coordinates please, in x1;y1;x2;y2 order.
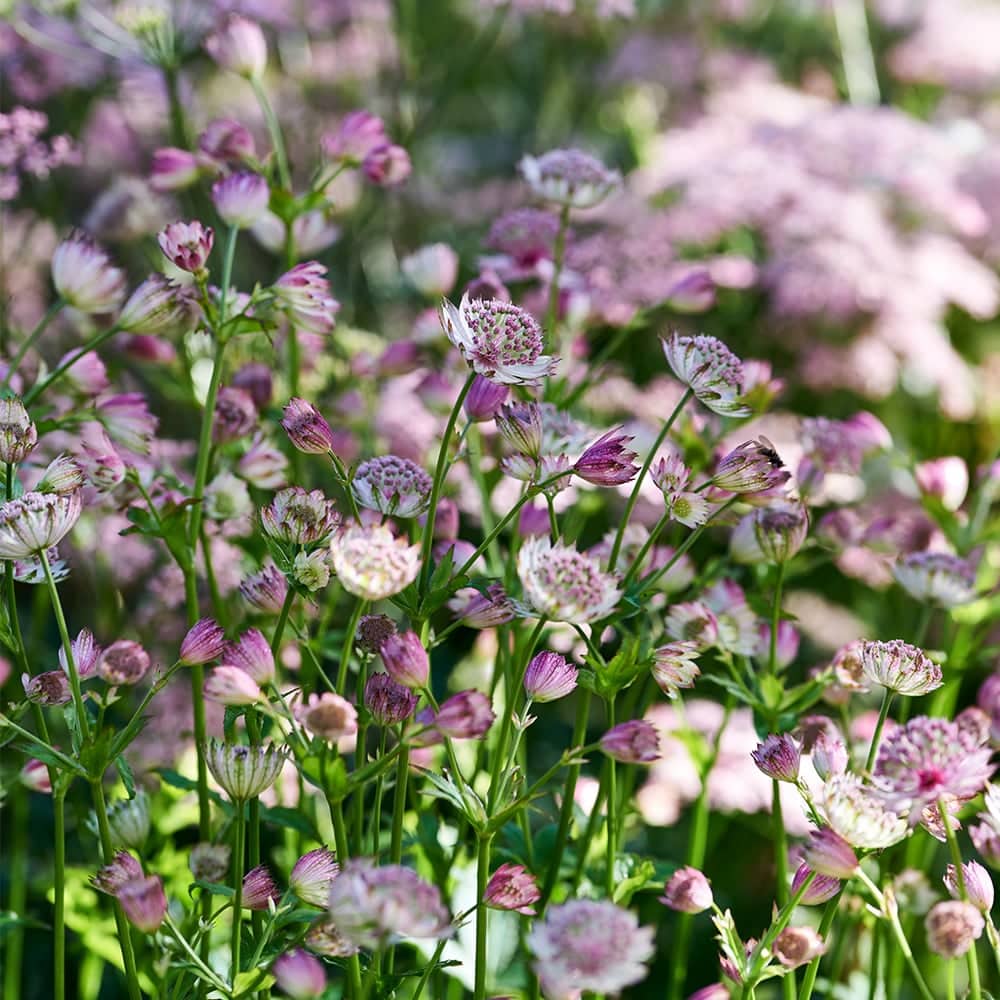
517;536;622;622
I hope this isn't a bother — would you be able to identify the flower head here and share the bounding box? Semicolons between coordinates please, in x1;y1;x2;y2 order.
732;503;809;565
893;552;978;608
243;865;280;909
105;792;151;850
448;585;516;629
281;398;335;455
485;863;541;915
378;631;429;690
523;651;578;703
791;864;841;905
439;293;557;385
660;867;713;913
364;672;418;726
944;861;994;912
204;665;262;706
0;398;36;464
352;456;432;518
321;111;388;163
330;525;421;601
517;536;621;623
464;374;510;422
519;149;622;209
859;640;942;696
23;670;71;706
402;243;459;298
327;860;452;950
925;901;984;958
261;488;339;546
158;221;214;274
92;851;144;895
528;899;654;998
205;15;267;78
150;147;200;191
273;262;339;336
206;740;287;801
51;233;126;314
0;490;82;559
651;642;701;698
712;438;790;494
601;720;660;763
290;849;340;908
434;690;495;740
212;171;269;228
803;828;859;879
362;144;411;186
661;333;749;417
180;618;226;665
574;427;638;486
272;950;327;999
357;614;397;654
295;693;358;743
199;118;256;163
915;457;968;512
773;927;826;969
117;875;167;933
98;640;151;686
751;733;801;783
190;843;231;884
222;628;275;685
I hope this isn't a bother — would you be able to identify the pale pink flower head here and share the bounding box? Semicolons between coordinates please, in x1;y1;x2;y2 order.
327;860;452;949
237;435;287;490
329;524;420;601
651;641;700;698
485;863;541;914
20;758;52;793
204;665;261;706
320;111;387;163
822;773;909;849
213;386;257;444
803;828;859;879
261;488;339;546
23;670;71;706
272;950;326;999
517;536;621;622
97;639;150;686
92;851;143;895
523;651;578;703
290;848;339;908
150;147;200;191
274;262;340;336
378;631;428;690
352;455;432;519
180;617;226;665
60;627;100;680
791;863;841;905
915;456;968;512
925;901;984;958
601;720;660;764
574;427;638;486
362;144;411;187
751;733;801;783
402;243;459;298
281;398;334;455
810;731;849;781
96;394;157;454
0;398;36;464
242;865;280;909
205;15;267;78
732;503;809;565
944;861;994;913
773;927;826;969
222;628;274;685
519;149;622;209
893;551;978;608
661;332;749;417
51;233;126;314
528;899;654;997
712;438;790;495
199;118;256;163
439;293;557;385
0;490;82;559
158;220;214;274
296;693;358;743
212;171;269;229
659;866;713;913
448;585;516;629
434;690;495;740
117;875;167;933
664;602;719;649
859;640;942;696
364;672;418;726
874;716;995;822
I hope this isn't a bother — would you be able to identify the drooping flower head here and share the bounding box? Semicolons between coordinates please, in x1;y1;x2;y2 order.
732;503;809;565
925;901;985;958
243;865;280;909
329;524;420;601
517;536;621;622
281;398;335;455
273;262;340;336
206;740;287;801
651;642;701;698
574;427;639;486
519;149;622;209
205;14;267;78
660;867;713;914
51;233;126;314
528;899;654;998
364;672;418;726
874;716;995;822
92;851;143;895
23;671;71;706
271;950;327;999
751;733;801;783
791;864;842;905
203;666;262;706
712;438;790;495
601;720;660;763
859;640;942;696
439;293;557;385
661;333;750;417
261;488;339;546
351;455;432;518
0;490;82;559
327;860;452;950
893;552;978;608
117;875;168;933
290;848;340;908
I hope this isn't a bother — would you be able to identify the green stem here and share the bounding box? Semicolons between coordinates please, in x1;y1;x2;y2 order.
768;562;784;676
336;598;366;695
230;801;245;982
250;78;292;190
52;785;66;1000
23;323;118;405
2;298;63;389
419;373;475;595
544;204;570;338
621;511;670;589
3;785;28;1000
607;387;693;572
163;65;190;147
474;835;493;1000
270;586;295;657
864;688;894;774
605;696;617;899
797;892;842;1000
331;800;363;997
386;741;410;976
410;938;448;1000
539;688;592;908
940;799;983;1000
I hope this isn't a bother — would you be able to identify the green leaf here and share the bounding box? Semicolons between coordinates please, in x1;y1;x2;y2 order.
114;755;136;799
260;805;318;838
190;880;234;898
0;911;50;936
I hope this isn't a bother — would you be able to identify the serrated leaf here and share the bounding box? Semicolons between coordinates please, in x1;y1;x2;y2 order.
115;755;136;798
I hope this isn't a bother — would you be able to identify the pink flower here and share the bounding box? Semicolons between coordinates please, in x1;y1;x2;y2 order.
484;863;541;914
519;149;621;209
204;665;262;706
98;640;151;686
362;144;411;186
281;398;334;454
51;233;125;314
364;673;418;726
378;631;429;690
573;427;638;486
242;865;280;909
659;867;713;913
915;456;968;511
150;148;200;191
272;950;326;999
290;848;339;908
180;618;226;665
205;15;267;78
295;693;358;743
92;851;143;895
274;262;340;336
321;111;388;163
158;220;214;273
117;875;167;933
601;720;660;764
523;651;578;703
199;118;256;163
434;690;495;740
222;628;275;685
352;455;432;518
751;733;801;783
212;171;269;228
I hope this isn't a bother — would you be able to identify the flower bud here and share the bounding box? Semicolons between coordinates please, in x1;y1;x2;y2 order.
190;843;231;884
223;628;275;686
362;144;411;186
379;631;429;690
0;398;37;464
295;693;358;743
204;665;262;706
212;172;269;229
240;564;288;614
158;221;214;274
523;651;578;703
464;374;509;422
915;457;968;512
290;848;339;908
118;875;167;933
944;861;994;913
51;233;126;314
401;243;459;298
92;851;143;894
106;791;151;850
23;670;71;706
773;926;826;969
810;732;848;781
206;15;267;78
150;147;200;191
751;733;801;783
272;950;327;999
925;900;984;958
282;398;335;454
434;690;495;740
600;720;660;764
242;865;280;909
180;618;226;665
804;828;858;879
484;863;540;915
791;864;841;905
98;640;151;686
20;757;52;793
357;614;397;655
659;866;713;913
364;672;417;726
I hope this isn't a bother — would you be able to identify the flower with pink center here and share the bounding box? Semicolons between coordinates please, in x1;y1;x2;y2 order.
281;398;334;455
519;149;622;209
517;536;621;622
0;490;82;559
773;927;827;969
352;455;432;518
573;427;638;486
601;720;660;763
290;848;339;908
364;673;418;725
51;233;126;314
295;693;358;743
158;221;214;274
329;524;421;601
661;332;749;417
97;640;150;686
892;551;978;608
528;899;654;998
327;860;452;949
485;208;561;277
205;15;267;78
439;293;557;385
484;863;541;914
273;262;339;336
261;488;339;546
859;640;942;696
212;171;269;229
874;716;995;822
523;651;578;703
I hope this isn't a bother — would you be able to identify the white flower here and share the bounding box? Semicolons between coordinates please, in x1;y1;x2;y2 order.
329;524;420;601
517;536;621;622
0;491;83;559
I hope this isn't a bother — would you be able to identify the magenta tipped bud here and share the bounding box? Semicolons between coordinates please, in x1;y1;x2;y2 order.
791;864;841;905
600;720;660;764
484;863;541;915
204;665;262;706
290;848;339;908
223;628;275;685
281;398;335;454
158;221;214;274
464;374;509;422
573;427;639;486
212;171;269;228
150;147;200;191
180;617;226;665
944;861;994;912
659;866;713;913
378;631;429;690
272;950;327;998
434;690;495;740
364;673;418;726
804;828;858;879
523;651;578;703
242;864;280;910
751;733;801;783
117;875;167;933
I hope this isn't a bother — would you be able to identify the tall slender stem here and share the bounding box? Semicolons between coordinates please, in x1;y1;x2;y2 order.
52;785;66;1000
386;742;410;976
270;587;295;657
250;78;292;190
474;834;493;1000
3;785;28;1000
607;387;693;572
331;800;364;997
545;204;570;338
864;688;894;774
2;298;63;389
605;696;618;899
336;598;366;695
230;801;246;982
768;562;784;676
797;892;842;1000
941;799;983;1000
419;373;474;595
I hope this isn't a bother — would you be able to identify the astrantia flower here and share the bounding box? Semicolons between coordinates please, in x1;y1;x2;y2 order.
517;536;621;622
791;864;842;905
206;740;287;801
180;618;226;665
523;651;578;702
272;950;326;999
651;454;692;495
105;792;151;851
803;828;859;879
158;221;214;274
661;333;750;417
528;899;654;998
203;666;262;706
327;860;452;950
243;865;280;909
915;457;969;512
23;671;70;706
893;552;978;608
240;563;288;614
822;773;909;850
117;875;167;933
261;488;339;546
362;144;411;187
35;455;84;495
189;843;231;884
732;503;808;565
212;171;269;228
439;293;557;385
926;901;984;958
295;693;358;743
352;456;432;518
0;398;36;464
51;233;126;314
751;733;801;783
329;524;420;601
97;394;158;454
944;861;994;912
213;386;257;444
651;642;701;698
222;628;275;685
118;276;193;337
601;720;660;763
484;863;541;914
205;14;267;78
378;631;428;689
290;849;340;908
401;243;459;298
434;690;495;739
199;117;256;163
59;627;99;680
92;851;143;895
0;490;82;559
573;427;638;486
281;398;334;455
664;602;719;649
447;585;516;629
273;262;339;336
364;673;418;726
874;716;995;822
519;149;622;209
660;867;713;913
667;491;711;529
773;927;827;969
712;438;790;495
859;640;942;696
